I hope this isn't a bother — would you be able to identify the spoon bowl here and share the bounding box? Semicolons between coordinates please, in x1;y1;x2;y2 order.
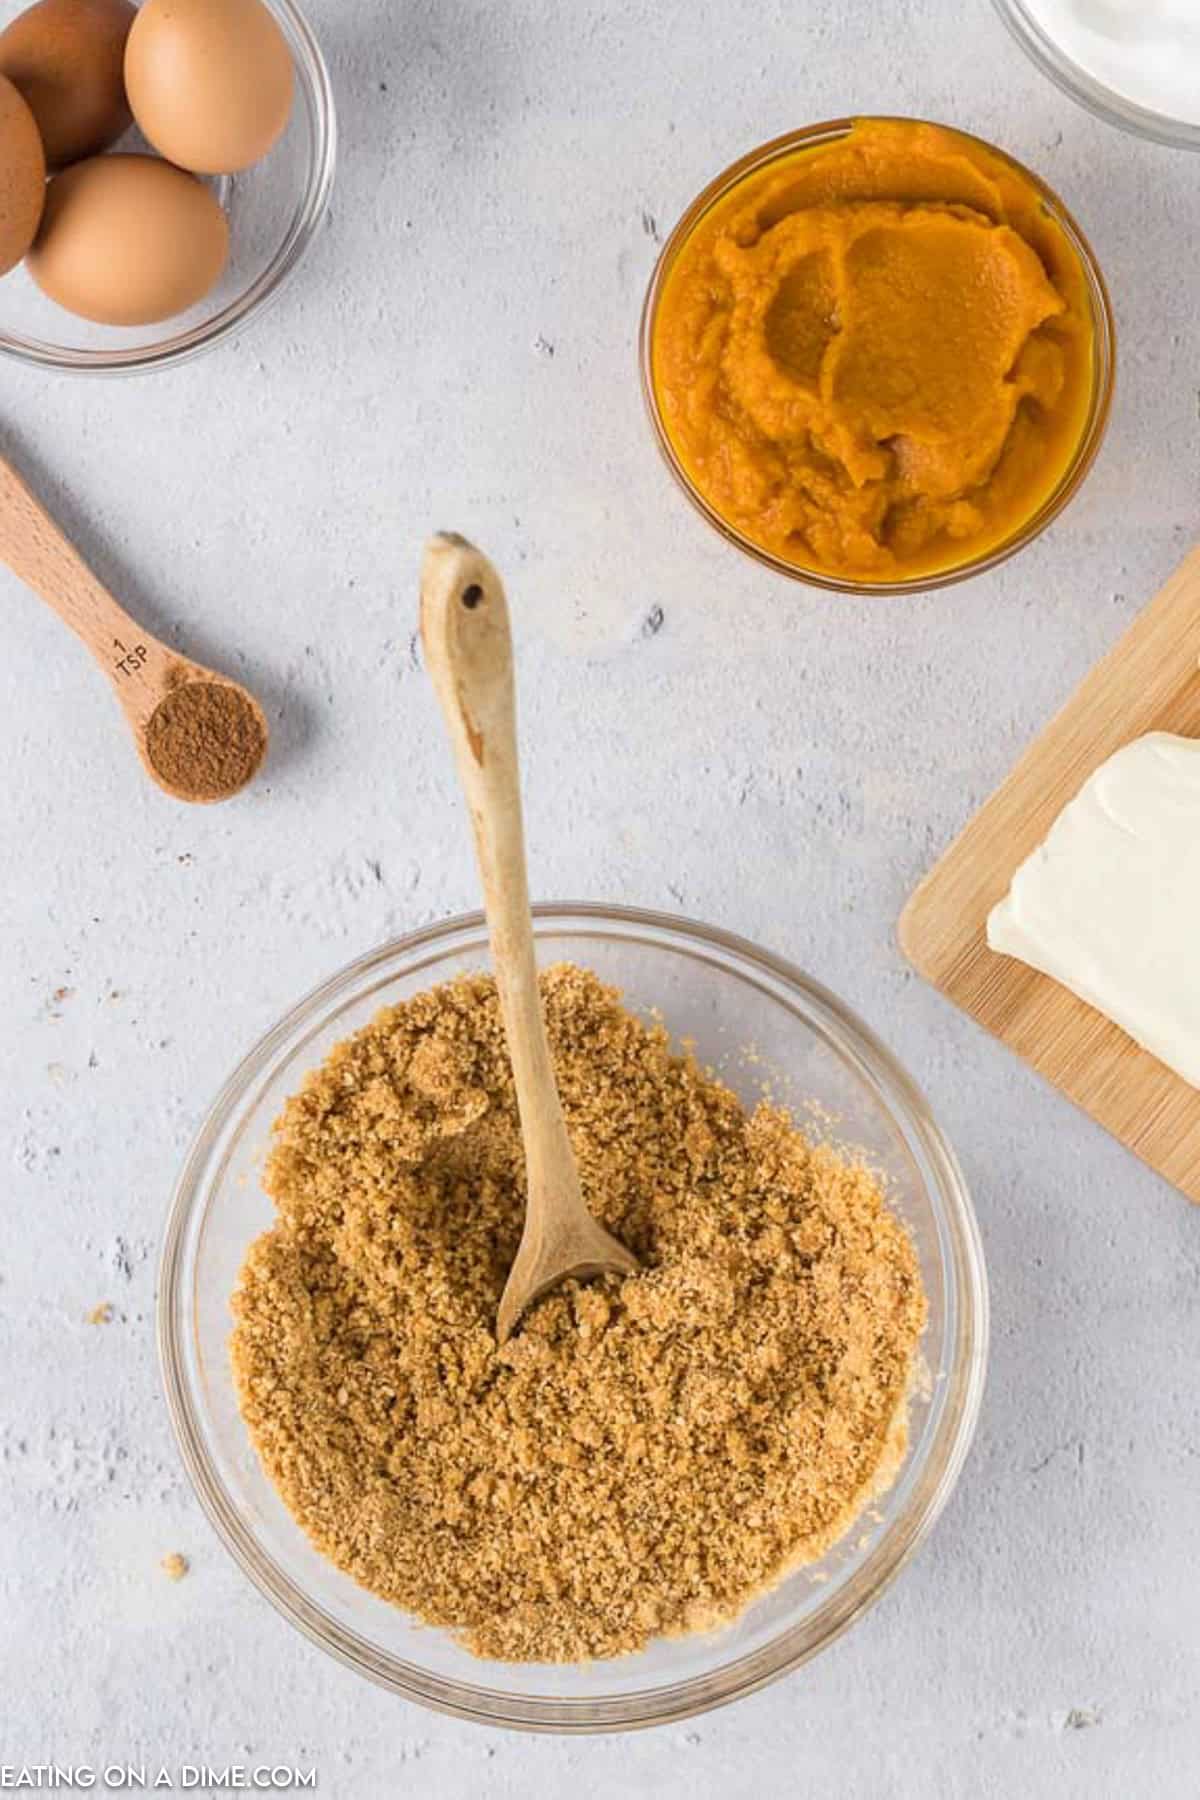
139;672;269;804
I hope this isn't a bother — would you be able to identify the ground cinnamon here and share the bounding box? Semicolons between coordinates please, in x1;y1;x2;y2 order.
232;965;927;1663
144;679;266;802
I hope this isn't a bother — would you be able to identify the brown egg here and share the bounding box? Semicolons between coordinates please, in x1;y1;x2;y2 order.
125;0;293;176
0;0;135;168
0;72;45;274
28;153;229;325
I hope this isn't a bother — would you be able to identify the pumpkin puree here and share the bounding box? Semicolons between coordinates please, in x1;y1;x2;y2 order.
650;119;1097;583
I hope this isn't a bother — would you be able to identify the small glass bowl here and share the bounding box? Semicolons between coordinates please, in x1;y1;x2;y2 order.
0;0;336;375
159;904;988;1732
993;0;1200;151
640;118;1116;596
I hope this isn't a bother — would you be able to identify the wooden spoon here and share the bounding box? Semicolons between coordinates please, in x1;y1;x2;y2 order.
0;452;267;803
421;532;639;1343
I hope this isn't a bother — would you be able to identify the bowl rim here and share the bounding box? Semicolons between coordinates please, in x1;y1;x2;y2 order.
638;114;1116;596
158;901;989;1732
0;0;337;376
991;0;1200;151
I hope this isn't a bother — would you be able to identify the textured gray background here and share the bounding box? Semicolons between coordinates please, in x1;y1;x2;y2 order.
2;0;1198;1794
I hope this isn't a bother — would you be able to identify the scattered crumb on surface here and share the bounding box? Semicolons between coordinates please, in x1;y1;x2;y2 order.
87;1302;113;1325
232;965;926;1664
161;1553;189;1582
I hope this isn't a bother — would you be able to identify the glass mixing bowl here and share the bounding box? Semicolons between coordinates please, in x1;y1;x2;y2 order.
159;904;988;1731
0;0;336;374
993;0;1200;151
640;118;1115;596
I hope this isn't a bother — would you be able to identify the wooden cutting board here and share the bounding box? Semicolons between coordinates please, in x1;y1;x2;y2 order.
899;547;1200;1203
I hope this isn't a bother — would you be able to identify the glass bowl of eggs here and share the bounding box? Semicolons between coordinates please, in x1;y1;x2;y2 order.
0;0;335;374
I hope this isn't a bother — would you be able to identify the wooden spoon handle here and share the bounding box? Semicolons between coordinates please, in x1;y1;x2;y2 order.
0;453;155;684
420;533;578;1203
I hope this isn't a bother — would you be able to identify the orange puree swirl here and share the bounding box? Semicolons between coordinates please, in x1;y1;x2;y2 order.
651;120;1097;583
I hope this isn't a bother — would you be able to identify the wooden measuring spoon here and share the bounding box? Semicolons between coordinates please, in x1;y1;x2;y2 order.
0;453;267;803
421;532;639;1343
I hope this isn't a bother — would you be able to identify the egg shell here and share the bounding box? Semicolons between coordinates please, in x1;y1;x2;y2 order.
0;0;135;168
28;153;230;325
125;0;293;176
0;71;45;275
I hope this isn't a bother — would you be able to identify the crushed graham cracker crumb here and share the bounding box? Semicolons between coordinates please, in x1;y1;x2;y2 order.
231;965;926;1663
161;1553;189;1581
87;1302;113;1325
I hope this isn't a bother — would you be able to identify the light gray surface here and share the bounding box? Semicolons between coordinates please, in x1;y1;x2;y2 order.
2;0;1198;1794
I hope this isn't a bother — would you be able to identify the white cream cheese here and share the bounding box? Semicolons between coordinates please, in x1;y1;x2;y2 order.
1022;0;1200;127
987;731;1200;1089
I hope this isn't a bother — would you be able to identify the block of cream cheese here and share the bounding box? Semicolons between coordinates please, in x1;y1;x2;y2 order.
987;731;1200;1090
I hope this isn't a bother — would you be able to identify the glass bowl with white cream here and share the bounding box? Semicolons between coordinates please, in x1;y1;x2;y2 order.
994;0;1200;149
